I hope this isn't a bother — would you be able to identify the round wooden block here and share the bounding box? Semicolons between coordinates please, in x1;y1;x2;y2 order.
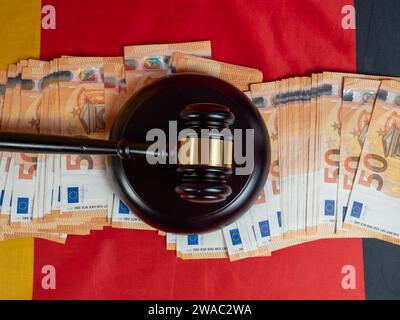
108;73;270;233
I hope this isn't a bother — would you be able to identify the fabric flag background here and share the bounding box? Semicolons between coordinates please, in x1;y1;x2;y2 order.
0;0;40;299
0;0;398;299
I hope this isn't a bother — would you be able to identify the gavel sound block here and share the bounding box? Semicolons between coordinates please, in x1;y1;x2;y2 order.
0;74;270;233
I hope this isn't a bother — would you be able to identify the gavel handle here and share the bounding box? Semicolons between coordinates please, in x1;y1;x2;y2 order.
0;131;165;159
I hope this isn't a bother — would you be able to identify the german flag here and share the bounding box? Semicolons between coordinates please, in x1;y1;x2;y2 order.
0;0;398;299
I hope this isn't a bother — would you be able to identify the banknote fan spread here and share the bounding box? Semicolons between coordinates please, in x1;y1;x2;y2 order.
0;40;399;261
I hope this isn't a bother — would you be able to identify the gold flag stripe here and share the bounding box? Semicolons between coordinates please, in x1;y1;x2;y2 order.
0;0;41;300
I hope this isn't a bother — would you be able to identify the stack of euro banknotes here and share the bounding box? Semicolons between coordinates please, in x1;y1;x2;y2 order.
0;40;399;261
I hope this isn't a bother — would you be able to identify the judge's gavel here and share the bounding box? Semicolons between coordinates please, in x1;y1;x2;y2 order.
0;74;269;232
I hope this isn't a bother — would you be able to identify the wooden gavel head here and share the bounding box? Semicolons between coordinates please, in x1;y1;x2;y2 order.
175;103;235;203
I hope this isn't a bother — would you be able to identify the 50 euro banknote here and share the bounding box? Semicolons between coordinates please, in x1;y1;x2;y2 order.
170;52;263;91
250;81;282;240
176;230;228;260
336;78;381;232
124;41;211;96
344;79;400;243
315;72;344;235
10;64;49;227
0;62;27;223
222;210;269;261
57;57;112;225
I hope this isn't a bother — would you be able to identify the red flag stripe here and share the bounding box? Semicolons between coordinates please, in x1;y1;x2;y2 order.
34;0;362;299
